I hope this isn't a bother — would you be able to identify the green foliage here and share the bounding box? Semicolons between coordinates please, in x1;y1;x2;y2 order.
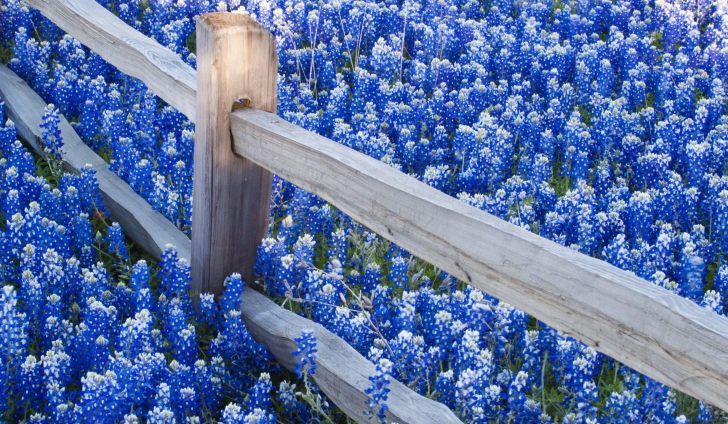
577;103;593;127
550;0;566;21
549;163;572;198
538;353;566;419
651;31;665;50
187;30;197;55
705;257;720;291
695;88;707;103
674;391;701;421
637;91;656;113
96;145;114;164
0;44;12;65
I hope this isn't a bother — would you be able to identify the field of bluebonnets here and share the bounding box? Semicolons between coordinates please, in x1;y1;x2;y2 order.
2;0;728;421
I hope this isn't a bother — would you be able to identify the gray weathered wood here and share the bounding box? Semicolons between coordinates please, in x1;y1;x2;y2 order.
192;14;275;297
0;64;190;260
230;107;728;411
24;0;197;121
240;288;462;424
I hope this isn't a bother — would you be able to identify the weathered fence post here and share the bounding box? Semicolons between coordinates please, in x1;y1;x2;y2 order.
192;13;277;296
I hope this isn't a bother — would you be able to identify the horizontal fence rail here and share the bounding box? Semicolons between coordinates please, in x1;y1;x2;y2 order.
0;64;460;424
0;64;191;258
25;0;197;120
240;289;462;423
230;108;728;411
23;0;728;413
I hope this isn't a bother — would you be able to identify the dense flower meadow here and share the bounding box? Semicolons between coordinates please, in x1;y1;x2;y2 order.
0;101;324;421
3;0;728;421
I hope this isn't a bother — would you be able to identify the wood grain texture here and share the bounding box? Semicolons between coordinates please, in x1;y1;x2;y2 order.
230;107;728;411
240;288;463;424
24;0;197;120
191;14;275;297
0;64;190;261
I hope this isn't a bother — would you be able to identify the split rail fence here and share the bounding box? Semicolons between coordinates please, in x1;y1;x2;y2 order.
6;0;728;418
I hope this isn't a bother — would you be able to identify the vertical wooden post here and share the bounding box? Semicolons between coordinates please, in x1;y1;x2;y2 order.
192;13;277;296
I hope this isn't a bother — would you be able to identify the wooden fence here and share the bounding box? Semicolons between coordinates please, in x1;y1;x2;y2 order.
16;0;728;415
0;62;460;424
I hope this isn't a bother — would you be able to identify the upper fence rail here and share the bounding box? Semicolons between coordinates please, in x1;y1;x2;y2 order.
23;0;728;412
230;108;728;410
0;64;191;259
26;0;197;120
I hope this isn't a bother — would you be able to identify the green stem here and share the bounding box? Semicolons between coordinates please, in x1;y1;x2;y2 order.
541;351;549;413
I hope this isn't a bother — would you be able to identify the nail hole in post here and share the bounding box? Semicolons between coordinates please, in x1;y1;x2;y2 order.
232;96;251;110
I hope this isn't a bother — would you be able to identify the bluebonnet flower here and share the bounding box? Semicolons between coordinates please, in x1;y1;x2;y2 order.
147;383;176;424
701;290;723;314
603;234;633;271
41;339;74;408
79;370;121;418
159;245;192;313
678;239;707;301
365;357;392;423
17;355;43;414
0;355;6;415
247;372;274;413
8;0;728;420
81;299;117;369
129;260;155;313
696;401;715;423
116;308;154;359
0;285;28;369
387;255;408;290
220;273;245;315
362;262;383;294
271;251;297;296
40;104;64;163
640;378;677;423
604;388;640;423
214;307;271;389
278;380;311;422
103;222;129;261
197;292;219;327
221;403;246;423
435;369;456;407
507;371;543;421
292;329;317;379
221;402;275;424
